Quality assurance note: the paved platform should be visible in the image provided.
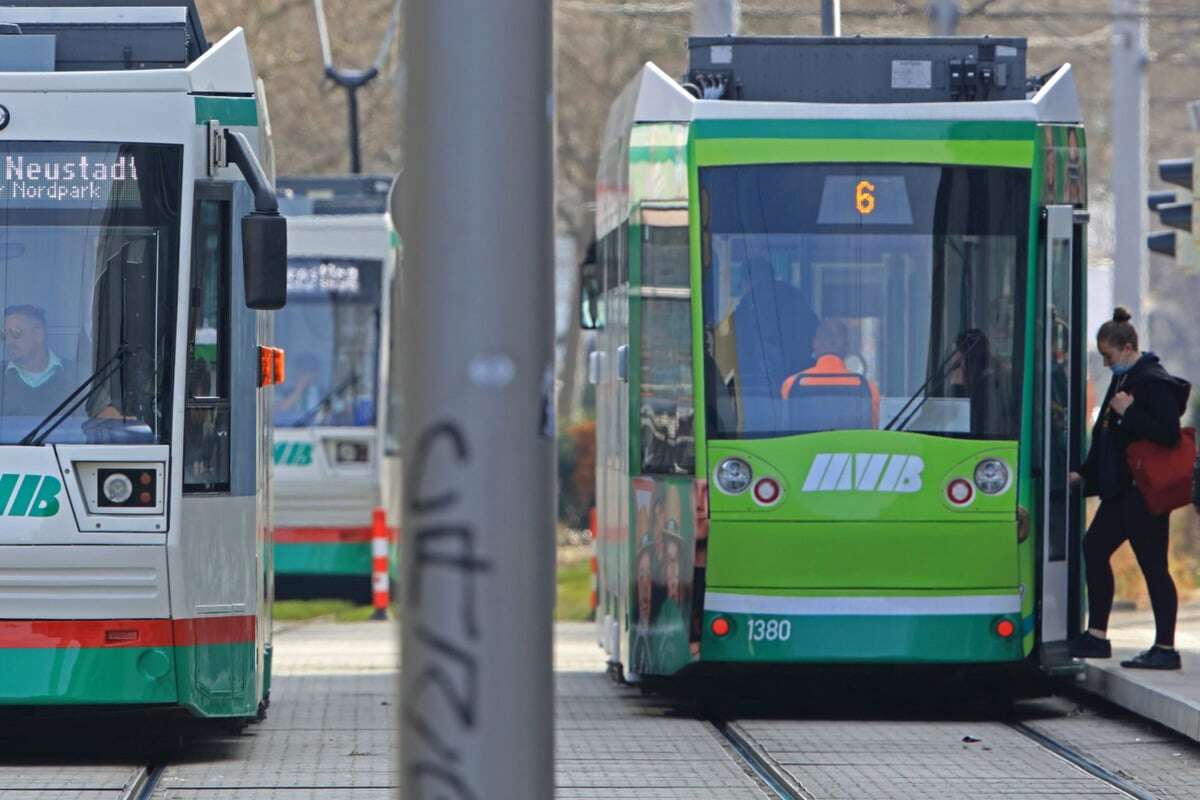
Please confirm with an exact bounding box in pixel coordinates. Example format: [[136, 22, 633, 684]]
[[158, 621, 766, 799], [1082, 603, 1200, 742], [151, 622, 399, 799]]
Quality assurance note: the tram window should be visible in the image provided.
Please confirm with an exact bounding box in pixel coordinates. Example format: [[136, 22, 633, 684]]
[[639, 223, 694, 475], [700, 163, 1029, 440], [183, 196, 231, 492], [272, 257, 382, 428], [0, 142, 182, 445]]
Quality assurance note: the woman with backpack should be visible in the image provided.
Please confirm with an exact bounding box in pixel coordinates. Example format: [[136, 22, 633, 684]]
[[1069, 307, 1191, 670]]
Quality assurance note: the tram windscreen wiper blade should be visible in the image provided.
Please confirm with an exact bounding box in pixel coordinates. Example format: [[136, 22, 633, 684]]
[[882, 334, 984, 433], [295, 370, 359, 427], [19, 345, 133, 446]]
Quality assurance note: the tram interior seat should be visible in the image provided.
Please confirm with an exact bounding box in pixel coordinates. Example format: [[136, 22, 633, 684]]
[[784, 375, 873, 432]]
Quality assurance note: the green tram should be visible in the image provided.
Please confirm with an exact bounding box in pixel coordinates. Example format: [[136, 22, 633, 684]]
[[582, 37, 1089, 681]]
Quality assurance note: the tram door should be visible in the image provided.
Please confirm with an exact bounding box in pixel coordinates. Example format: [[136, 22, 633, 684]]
[[1039, 205, 1085, 659]]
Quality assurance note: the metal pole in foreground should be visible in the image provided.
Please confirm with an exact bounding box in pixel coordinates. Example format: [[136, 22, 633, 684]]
[[821, 0, 840, 36], [398, 0, 554, 798], [692, 0, 739, 36], [1110, 0, 1149, 332]]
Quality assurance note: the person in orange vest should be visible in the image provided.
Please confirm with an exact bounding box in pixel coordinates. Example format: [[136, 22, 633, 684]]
[[780, 318, 880, 426]]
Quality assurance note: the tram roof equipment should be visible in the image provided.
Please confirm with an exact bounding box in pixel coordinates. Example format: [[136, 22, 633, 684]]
[[277, 174, 394, 216], [0, 1, 208, 71], [603, 39, 1082, 150], [686, 36, 1028, 104]]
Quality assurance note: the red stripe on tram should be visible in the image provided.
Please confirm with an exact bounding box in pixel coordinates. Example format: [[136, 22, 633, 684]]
[[0, 616, 257, 649], [0, 619, 174, 648], [172, 615, 257, 647], [273, 526, 374, 544]]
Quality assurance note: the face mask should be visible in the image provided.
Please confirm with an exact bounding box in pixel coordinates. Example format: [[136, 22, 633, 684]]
[[1111, 361, 1134, 377]]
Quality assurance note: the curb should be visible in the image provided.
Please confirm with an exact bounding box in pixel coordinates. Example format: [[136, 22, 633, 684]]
[[1082, 663, 1200, 741]]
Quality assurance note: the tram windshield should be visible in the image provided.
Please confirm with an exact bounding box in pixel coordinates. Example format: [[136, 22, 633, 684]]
[[701, 163, 1029, 440], [272, 257, 381, 427], [0, 142, 182, 445]]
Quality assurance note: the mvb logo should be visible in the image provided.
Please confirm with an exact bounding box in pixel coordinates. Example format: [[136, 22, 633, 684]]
[[273, 442, 313, 466], [801, 453, 924, 494], [0, 473, 62, 517]]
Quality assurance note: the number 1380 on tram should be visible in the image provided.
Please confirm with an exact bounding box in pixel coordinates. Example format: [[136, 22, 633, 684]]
[[0, 3, 287, 720]]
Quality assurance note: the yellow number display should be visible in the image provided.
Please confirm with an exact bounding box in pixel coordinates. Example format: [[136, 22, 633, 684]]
[[855, 179, 876, 216]]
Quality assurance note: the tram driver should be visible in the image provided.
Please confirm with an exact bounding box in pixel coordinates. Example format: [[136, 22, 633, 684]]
[[781, 318, 881, 428], [1, 304, 122, 420]]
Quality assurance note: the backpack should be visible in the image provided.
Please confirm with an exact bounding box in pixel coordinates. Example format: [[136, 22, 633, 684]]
[[1126, 427, 1197, 515]]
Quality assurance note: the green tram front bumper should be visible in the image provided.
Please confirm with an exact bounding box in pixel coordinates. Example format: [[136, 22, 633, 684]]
[[701, 519, 1028, 663], [701, 592, 1028, 663]]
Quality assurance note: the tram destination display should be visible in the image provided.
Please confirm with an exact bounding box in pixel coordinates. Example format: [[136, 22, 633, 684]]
[[0, 148, 145, 209]]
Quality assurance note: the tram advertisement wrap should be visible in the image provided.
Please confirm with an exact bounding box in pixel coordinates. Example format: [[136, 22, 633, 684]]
[[630, 476, 697, 676]]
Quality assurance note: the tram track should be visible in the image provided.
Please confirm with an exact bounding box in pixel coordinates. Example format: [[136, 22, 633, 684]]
[[714, 720, 810, 800], [119, 763, 165, 800], [713, 714, 1164, 800], [1007, 720, 1159, 800]]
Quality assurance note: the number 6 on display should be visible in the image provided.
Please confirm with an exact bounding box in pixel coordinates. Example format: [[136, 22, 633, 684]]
[[855, 179, 876, 216]]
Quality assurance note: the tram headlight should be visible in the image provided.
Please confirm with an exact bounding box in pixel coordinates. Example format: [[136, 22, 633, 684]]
[[715, 458, 752, 495], [95, 467, 159, 509], [101, 473, 134, 505], [330, 440, 370, 465], [974, 459, 1010, 495]]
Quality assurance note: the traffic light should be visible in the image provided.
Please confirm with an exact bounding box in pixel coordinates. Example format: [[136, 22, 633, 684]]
[[1148, 158, 1195, 268]]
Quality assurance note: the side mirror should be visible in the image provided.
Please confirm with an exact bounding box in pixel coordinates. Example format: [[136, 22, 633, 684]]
[[243, 212, 287, 310]]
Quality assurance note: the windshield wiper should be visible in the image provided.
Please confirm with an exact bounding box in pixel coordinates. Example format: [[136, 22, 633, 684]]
[[20, 345, 133, 446], [295, 370, 359, 427], [882, 334, 983, 433]]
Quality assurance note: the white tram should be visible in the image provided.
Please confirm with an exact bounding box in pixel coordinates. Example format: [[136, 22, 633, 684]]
[[272, 176, 397, 600], [0, 1, 286, 719]]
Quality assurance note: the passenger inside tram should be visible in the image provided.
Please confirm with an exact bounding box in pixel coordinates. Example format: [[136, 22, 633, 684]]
[[945, 328, 1011, 434]]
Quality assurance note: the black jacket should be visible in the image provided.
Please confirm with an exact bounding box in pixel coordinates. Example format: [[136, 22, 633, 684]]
[[1, 357, 81, 418], [1082, 352, 1190, 501]]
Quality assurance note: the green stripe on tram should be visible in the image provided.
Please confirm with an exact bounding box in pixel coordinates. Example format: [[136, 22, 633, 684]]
[[694, 137, 1034, 168], [700, 611, 1026, 663], [0, 641, 259, 716], [174, 642, 260, 718], [194, 96, 259, 126], [275, 541, 372, 576], [693, 118, 1037, 141], [0, 647, 179, 705]]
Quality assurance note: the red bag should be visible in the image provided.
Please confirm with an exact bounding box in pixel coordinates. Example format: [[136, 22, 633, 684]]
[[1126, 427, 1197, 515]]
